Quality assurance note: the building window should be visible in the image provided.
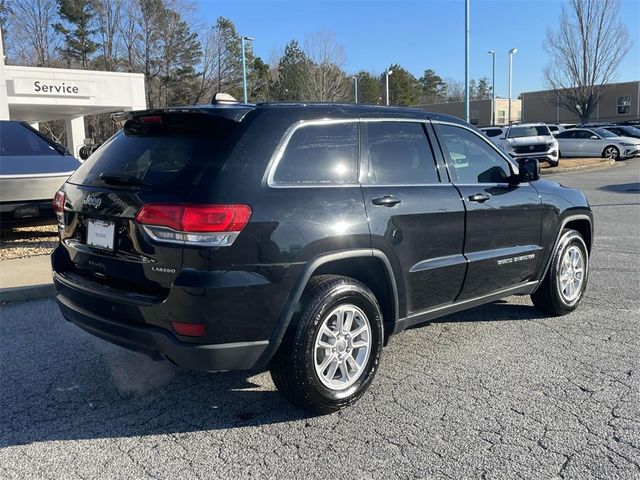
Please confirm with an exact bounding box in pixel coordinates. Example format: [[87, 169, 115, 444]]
[[617, 96, 631, 115], [497, 109, 506, 124]]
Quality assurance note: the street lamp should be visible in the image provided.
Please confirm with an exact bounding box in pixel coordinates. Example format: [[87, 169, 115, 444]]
[[241, 36, 254, 103], [464, 0, 470, 123], [508, 47, 517, 125], [352, 76, 358, 103], [488, 50, 496, 125], [385, 70, 393, 106]]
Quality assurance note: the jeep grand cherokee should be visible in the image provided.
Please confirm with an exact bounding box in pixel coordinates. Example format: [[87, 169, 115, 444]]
[[52, 101, 593, 413]]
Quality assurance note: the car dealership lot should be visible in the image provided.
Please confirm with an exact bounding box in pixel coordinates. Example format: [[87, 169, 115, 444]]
[[1, 164, 638, 479]]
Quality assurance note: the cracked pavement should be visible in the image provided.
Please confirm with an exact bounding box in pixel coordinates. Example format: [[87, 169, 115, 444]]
[[1, 163, 639, 479]]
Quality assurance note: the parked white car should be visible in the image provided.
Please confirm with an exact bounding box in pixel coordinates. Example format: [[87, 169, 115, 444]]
[[499, 123, 559, 167], [555, 127, 640, 160], [547, 123, 577, 136]]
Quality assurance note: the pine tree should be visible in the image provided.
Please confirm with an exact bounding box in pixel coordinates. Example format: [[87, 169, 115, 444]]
[[54, 0, 99, 68], [355, 71, 381, 104], [419, 69, 446, 103], [382, 64, 421, 106], [272, 40, 308, 101]]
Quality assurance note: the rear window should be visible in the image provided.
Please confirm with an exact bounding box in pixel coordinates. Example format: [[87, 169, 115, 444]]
[[68, 113, 239, 191], [507, 125, 551, 138], [0, 122, 62, 156], [272, 122, 359, 185]]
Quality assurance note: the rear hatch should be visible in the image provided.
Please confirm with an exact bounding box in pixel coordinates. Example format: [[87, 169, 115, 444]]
[[54, 109, 248, 303]]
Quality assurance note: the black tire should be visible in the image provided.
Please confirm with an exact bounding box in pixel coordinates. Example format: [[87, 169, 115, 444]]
[[531, 229, 589, 316], [269, 275, 384, 414], [602, 145, 620, 160], [548, 159, 559, 167]]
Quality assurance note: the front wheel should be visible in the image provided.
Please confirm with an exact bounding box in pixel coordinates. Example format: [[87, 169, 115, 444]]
[[603, 146, 620, 160], [269, 275, 384, 413], [531, 229, 589, 316]]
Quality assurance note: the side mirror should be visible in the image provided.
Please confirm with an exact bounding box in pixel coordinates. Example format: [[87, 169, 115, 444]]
[[590, 135, 598, 139], [517, 158, 540, 182]]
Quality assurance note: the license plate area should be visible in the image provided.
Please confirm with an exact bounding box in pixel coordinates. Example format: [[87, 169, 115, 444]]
[[86, 219, 116, 251], [14, 205, 39, 218]]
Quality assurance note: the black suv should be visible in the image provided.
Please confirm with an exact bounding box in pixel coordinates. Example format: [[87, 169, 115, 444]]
[[52, 102, 593, 412]]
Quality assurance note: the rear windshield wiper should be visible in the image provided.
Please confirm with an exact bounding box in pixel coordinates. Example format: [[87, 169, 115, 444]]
[[99, 173, 149, 187]]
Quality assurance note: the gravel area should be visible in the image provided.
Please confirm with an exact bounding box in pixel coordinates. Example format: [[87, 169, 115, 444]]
[[0, 225, 58, 261]]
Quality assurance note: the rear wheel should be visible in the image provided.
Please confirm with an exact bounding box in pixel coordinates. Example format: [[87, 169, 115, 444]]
[[603, 145, 620, 160], [531, 229, 589, 315], [269, 275, 384, 413]]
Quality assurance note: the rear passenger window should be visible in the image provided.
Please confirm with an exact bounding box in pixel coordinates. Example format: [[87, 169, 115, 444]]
[[272, 122, 358, 185], [364, 122, 439, 185]]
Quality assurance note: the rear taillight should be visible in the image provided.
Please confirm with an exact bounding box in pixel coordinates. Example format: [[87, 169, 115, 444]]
[[135, 204, 252, 247], [52, 191, 65, 217]]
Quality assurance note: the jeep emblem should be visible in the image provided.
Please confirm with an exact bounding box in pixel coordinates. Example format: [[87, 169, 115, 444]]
[[83, 195, 102, 208]]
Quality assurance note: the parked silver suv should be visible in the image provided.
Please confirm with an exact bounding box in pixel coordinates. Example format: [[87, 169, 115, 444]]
[[500, 123, 559, 167]]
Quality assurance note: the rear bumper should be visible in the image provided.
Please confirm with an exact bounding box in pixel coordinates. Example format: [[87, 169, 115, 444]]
[[0, 200, 56, 226], [56, 293, 270, 371]]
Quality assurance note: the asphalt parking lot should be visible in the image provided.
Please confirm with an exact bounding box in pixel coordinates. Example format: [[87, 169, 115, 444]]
[[1, 163, 638, 479]]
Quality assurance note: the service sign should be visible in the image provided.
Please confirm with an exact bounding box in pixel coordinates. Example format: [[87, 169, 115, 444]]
[[13, 77, 95, 97]]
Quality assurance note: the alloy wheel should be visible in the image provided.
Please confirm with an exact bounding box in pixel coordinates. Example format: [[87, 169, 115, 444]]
[[313, 304, 371, 390]]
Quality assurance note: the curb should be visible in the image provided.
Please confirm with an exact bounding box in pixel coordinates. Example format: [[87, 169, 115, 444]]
[[541, 158, 617, 175], [0, 284, 55, 304]]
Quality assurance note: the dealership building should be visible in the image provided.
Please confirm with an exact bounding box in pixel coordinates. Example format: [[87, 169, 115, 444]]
[[419, 81, 639, 128], [521, 81, 640, 125], [0, 32, 146, 156]]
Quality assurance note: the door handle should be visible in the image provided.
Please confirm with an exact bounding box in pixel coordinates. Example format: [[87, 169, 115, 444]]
[[372, 196, 401, 207], [468, 193, 491, 203]]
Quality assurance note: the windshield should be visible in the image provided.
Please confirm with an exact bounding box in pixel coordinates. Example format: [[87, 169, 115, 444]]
[[594, 128, 616, 138], [0, 122, 63, 156], [507, 125, 551, 138], [621, 126, 640, 136]]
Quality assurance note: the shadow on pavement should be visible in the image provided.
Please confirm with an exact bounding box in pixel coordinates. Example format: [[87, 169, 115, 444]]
[[0, 299, 544, 448], [597, 182, 640, 194]]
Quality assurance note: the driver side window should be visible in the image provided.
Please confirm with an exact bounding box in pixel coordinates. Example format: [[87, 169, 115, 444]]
[[438, 124, 512, 184]]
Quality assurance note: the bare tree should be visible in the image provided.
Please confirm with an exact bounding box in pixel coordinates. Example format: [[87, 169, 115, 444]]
[[544, 0, 631, 123], [301, 31, 348, 102], [91, 0, 122, 70], [444, 78, 465, 102], [5, 0, 59, 66]]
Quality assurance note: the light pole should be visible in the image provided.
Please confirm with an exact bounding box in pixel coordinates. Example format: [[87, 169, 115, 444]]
[[488, 50, 496, 125], [508, 47, 517, 125], [241, 36, 254, 103], [385, 69, 393, 106], [352, 76, 358, 103], [464, 0, 470, 123]]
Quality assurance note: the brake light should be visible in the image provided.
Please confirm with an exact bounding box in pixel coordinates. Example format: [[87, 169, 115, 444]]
[[135, 204, 252, 246], [52, 191, 65, 216], [138, 115, 163, 124]]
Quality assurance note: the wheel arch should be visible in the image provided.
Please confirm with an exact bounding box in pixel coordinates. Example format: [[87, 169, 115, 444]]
[[259, 249, 400, 366], [537, 213, 593, 283]]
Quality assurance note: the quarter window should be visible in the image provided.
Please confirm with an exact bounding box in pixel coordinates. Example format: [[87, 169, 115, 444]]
[[617, 96, 631, 115], [364, 122, 439, 185], [272, 122, 359, 185], [438, 124, 512, 184]]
